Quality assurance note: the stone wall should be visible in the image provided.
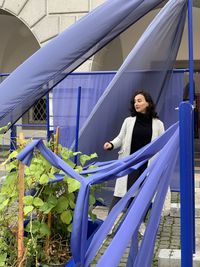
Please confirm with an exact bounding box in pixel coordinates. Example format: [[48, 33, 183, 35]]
[[0, 0, 105, 46]]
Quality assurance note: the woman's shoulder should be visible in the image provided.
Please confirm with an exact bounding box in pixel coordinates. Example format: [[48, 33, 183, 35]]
[[153, 117, 163, 122], [153, 118, 164, 127], [124, 116, 136, 123]]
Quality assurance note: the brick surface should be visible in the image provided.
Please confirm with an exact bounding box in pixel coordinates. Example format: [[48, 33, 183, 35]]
[[19, 0, 46, 27], [90, 0, 105, 10], [0, 0, 4, 7], [48, 0, 89, 13], [60, 15, 76, 33], [4, 0, 27, 15], [32, 16, 59, 43]]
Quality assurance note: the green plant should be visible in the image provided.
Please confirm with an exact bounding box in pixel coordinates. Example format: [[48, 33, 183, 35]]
[[0, 138, 99, 266]]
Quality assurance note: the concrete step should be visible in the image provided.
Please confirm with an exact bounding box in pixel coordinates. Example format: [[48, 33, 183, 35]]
[[170, 187, 200, 217], [170, 203, 200, 217], [158, 249, 200, 267]]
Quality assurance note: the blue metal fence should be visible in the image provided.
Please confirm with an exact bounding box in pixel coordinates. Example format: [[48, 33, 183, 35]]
[[179, 102, 194, 267]]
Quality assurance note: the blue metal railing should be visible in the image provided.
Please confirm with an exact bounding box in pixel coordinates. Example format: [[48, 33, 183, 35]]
[[74, 86, 82, 164], [179, 101, 194, 267]]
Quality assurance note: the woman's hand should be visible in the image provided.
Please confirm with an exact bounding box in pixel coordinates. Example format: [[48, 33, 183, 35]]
[[103, 142, 112, 150]]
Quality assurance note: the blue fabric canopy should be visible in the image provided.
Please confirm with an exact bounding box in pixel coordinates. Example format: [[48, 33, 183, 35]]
[[17, 122, 178, 267], [77, 0, 187, 162], [53, 72, 115, 148], [0, 0, 164, 127], [52, 71, 183, 148]]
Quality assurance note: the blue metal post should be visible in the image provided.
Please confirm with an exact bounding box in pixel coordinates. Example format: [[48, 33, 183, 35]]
[[179, 102, 193, 267], [10, 125, 17, 152], [188, 0, 194, 104], [74, 86, 82, 164], [46, 92, 51, 141], [187, 0, 195, 254]]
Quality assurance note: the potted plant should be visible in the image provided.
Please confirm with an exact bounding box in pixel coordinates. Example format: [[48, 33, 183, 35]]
[[0, 134, 99, 267]]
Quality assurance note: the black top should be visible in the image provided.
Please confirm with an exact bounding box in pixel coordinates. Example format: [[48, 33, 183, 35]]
[[130, 113, 152, 154]]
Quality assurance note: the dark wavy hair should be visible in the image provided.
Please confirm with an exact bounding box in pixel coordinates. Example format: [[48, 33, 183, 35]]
[[130, 90, 158, 118]]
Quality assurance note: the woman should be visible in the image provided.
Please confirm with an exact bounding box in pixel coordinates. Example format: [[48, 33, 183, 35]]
[[104, 90, 165, 211]]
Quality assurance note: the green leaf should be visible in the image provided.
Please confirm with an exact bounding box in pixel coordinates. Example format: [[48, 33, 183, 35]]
[[0, 253, 7, 264], [69, 199, 75, 209], [0, 122, 11, 134], [33, 197, 44, 207], [23, 196, 34, 205], [24, 205, 34, 215], [30, 164, 37, 172], [39, 197, 57, 214], [79, 153, 97, 166], [1, 150, 18, 166], [63, 159, 76, 168], [89, 212, 97, 222], [67, 224, 72, 233], [35, 170, 43, 181], [2, 198, 9, 207], [26, 220, 41, 234], [48, 195, 57, 207], [55, 196, 69, 214], [90, 152, 98, 159], [89, 195, 96, 206], [39, 203, 53, 214], [39, 174, 49, 184], [40, 222, 50, 237], [60, 210, 72, 224], [66, 177, 80, 193], [74, 165, 82, 172], [5, 162, 17, 171]]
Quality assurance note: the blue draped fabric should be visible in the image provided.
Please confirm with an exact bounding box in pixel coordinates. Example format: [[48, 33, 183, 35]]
[[17, 122, 178, 267], [160, 72, 184, 129], [78, 0, 187, 163], [53, 71, 184, 154], [0, 0, 164, 127], [53, 73, 115, 147]]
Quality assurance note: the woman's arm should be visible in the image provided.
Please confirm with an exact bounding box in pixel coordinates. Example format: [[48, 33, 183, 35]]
[[158, 120, 165, 136], [109, 118, 128, 149]]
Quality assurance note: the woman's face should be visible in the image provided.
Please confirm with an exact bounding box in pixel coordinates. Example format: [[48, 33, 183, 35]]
[[134, 94, 149, 114]]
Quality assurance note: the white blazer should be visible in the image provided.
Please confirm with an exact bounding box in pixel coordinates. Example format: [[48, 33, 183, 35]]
[[111, 116, 165, 197]]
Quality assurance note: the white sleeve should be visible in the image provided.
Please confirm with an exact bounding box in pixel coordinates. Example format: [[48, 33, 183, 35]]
[[110, 118, 128, 149], [158, 120, 165, 136]]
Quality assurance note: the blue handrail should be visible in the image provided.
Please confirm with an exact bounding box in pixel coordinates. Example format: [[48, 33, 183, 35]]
[[179, 101, 194, 267], [74, 86, 82, 164], [187, 0, 195, 257]]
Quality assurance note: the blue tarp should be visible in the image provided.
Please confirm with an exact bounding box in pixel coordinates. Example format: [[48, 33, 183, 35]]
[[17, 122, 179, 267], [78, 0, 187, 162], [0, 0, 164, 127]]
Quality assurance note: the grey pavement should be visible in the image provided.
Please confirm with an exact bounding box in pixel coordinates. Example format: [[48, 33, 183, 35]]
[[91, 170, 200, 267]]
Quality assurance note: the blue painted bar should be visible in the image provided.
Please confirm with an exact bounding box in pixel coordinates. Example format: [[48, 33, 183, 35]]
[[188, 0, 194, 104], [14, 124, 47, 127], [179, 101, 193, 267], [74, 86, 82, 164], [10, 125, 17, 152], [0, 73, 9, 77], [187, 0, 195, 254], [46, 92, 51, 141]]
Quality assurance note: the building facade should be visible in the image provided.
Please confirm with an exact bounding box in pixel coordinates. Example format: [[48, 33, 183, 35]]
[[0, 0, 200, 140]]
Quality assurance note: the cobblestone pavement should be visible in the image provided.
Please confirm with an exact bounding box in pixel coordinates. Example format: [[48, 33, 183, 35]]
[[92, 184, 199, 267], [91, 192, 180, 267]]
